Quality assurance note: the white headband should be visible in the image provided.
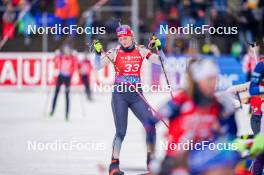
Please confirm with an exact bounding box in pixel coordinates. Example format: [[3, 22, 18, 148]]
[[191, 59, 219, 81]]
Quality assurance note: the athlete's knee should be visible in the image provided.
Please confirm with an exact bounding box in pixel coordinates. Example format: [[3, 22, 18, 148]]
[[144, 119, 156, 133], [146, 124, 156, 133]]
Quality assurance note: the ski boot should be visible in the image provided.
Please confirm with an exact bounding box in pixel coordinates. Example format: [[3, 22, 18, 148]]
[[49, 111, 54, 117], [147, 152, 155, 171], [109, 159, 124, 175]]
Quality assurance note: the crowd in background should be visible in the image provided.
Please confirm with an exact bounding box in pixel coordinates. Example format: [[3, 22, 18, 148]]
[[0, 0, 264, 59], [0, 0, 79, 43], [149, 0, 264, 57]]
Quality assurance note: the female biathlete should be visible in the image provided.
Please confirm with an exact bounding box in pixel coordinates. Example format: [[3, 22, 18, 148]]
[[93, 25, 163, 175], [50, 45, 78, 121], [150, 59, 241, 175]]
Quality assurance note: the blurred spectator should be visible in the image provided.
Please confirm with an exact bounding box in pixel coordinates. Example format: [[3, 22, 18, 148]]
[[17, 0, 35, 45], [209, 8, 224, 28], [54, 0, 79, 40], [138, 19, 148, 44], [151, 10, 167, 50], [105, 15, 119, 36], [209, 8, 238, 53], [213, 0, 227, 13], [259, 0, 264, 37], [0, 1, 3, 32], [2, 3, 16, 39], [228, 0, 241, 19], [1, 0, 264, 54], [158, 0, 179, 13], [166, 7, 180, 53], [2, 0, 20, 6], [109, 0, 124, 7], [239, 2, 260, 54], [55, 0, 79, 20], [190, 0, 208, 27], [109, 0, 124, 18], [83, 10, 94, 45], [138, 19, 148, 33], [231, 42, 242, 59], [247, 0, 259, 9], [167, 7, 180, 28], [242, 45, 259, 81], [201, 43, 220, 56], [83, 11, 104, 47], [78, 51, 93, 101], [31, 0, 54, 14], [90, 14, 104, 40], [50, 45, 78, 121], [194, 9, 205, 27], [177, 0, 192, 27]]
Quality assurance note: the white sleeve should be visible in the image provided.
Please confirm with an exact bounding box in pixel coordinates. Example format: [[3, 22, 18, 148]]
[[242, 55, 249, 73], [138, 46, 160, 65], [215, 92, 236, 118], [148, 53, 161, 65], [94, 49, 116, 70], [215, 91, 241, 109]]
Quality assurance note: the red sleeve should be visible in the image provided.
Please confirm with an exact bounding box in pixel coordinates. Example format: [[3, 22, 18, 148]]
[[159, 90, 188, 120], [172, 90, 189, 105], [54, 56, 61, 70], [71, 56, 78, 75], [145, 51, 153, 59], [88, 60, 92, 74]]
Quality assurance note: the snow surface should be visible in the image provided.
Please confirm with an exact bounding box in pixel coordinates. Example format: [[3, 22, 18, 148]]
[[0, 91, 252, 175]]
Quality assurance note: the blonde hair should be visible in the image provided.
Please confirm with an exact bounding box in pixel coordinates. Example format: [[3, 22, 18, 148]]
[[186, 58, 199, 98]]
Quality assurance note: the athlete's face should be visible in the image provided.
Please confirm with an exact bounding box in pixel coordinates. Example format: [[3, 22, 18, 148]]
[[197, 76, 217, 97], [118, 36, 133, 48]]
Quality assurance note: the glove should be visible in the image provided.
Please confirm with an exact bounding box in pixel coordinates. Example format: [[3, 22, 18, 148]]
[[250, 134, 264, 156], [93, 40, 103, 54], [233, 138, 247, 153], [149, 35, 161, 50]]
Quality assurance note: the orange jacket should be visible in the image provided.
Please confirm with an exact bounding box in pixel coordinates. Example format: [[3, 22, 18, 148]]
[[55, 0, 79, 19]]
